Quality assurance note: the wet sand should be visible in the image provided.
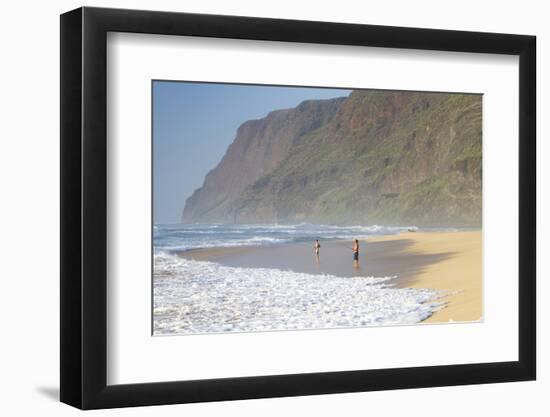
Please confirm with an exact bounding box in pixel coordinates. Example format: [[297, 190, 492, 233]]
[[180, 231, 482, 324]]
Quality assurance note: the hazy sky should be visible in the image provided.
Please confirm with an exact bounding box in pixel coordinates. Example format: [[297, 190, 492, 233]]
[[153, 81, 351, 224]]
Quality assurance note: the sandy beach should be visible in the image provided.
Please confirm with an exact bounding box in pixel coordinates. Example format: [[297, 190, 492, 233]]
[[180, 230, 482, 324], [371, 231, 482, 323]]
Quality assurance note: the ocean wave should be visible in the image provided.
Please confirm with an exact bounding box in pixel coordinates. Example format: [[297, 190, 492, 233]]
[[153, 254, 444, 335], [154, 223, 420, 253], [154, 236, 292, 253]]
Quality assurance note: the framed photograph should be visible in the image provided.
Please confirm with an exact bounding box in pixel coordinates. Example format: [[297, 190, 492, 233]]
[[60, 6, 536, 409]]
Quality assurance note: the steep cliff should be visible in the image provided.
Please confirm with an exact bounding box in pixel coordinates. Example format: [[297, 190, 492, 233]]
[[182, 97, 345, 223], [182, 90, 482, 226]]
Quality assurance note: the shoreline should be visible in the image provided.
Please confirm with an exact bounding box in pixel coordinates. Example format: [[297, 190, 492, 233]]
[[179, 230, 482, 324], [369, 231, 482, 323]]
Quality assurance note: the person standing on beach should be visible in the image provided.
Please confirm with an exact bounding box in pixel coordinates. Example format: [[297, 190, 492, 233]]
[[352, 239, 360, 267], [314, 239, 321, 261]]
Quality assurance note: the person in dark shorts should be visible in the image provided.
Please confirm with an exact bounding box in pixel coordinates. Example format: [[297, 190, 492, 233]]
[[352, 239, 359, 267]]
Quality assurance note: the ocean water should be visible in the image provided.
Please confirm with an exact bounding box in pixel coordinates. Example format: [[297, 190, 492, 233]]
[[153, 223, 419, 253], [153, 223, 444, 335]]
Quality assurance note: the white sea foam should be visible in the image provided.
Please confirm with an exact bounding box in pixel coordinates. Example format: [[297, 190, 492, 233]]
[[153, 252, 444, 335]]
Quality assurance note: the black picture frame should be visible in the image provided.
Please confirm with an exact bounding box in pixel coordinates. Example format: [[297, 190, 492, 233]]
[[60, 6, 536, 410]]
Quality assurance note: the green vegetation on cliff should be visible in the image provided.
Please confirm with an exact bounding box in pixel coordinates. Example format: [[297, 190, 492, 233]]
[[182, 90, 482, 226]]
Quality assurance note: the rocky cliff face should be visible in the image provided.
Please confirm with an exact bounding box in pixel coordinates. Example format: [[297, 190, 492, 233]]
[[182, 90, 482, 226], [182, 98, 345, 223]]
